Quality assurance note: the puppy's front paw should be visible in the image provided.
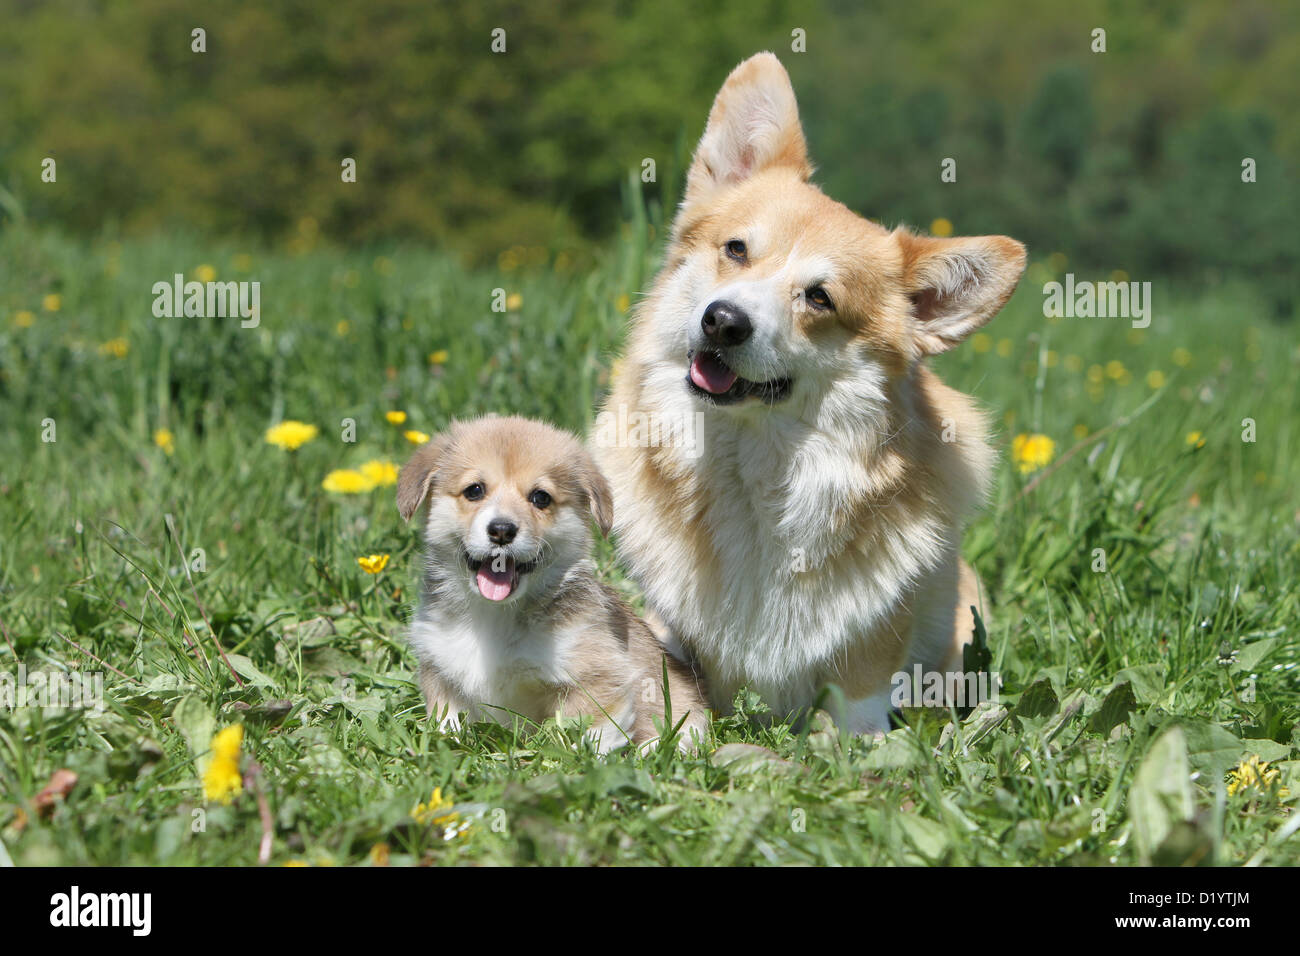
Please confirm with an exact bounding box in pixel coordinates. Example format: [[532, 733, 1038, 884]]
[[838, 691, 893, 739]]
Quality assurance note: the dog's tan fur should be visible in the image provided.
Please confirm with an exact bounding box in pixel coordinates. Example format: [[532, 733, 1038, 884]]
[[399, 417, 709, 750], [596, 53, 1022, 733]]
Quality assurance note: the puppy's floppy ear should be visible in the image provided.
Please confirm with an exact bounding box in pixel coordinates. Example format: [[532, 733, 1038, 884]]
[[682, 52, 811, 218], [574, 446, 614, 537], [896, 231, 1027, 356], [397, 433, 450, 521]]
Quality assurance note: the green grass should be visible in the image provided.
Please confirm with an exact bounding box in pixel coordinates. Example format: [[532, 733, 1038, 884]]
[[0, 216, 1296, 866]]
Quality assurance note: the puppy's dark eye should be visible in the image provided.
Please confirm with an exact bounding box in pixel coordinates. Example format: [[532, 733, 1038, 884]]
[[462, 483, 485, 501], [724, 239, 748, 262], [804, 286, 833, 310], [528, 489, 552, 510]]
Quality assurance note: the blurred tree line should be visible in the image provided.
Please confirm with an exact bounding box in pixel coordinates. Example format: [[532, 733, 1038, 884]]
[[0, 0, 1295, 309]]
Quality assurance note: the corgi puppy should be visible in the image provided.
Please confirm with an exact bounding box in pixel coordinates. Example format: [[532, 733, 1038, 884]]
[[596, 53, 1025, 735], [397, 416, 709, 751]]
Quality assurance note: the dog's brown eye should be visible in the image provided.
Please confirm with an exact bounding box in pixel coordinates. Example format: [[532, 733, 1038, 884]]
[[528, 489, 552, 510], [805, 286, 833, 310], [725, 239, 748, 262], [462, 483, 485, 501]]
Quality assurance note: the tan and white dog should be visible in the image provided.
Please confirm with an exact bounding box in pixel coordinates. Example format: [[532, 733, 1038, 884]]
[[596, 53, 1025, 735], [398, 416, 709, 751]]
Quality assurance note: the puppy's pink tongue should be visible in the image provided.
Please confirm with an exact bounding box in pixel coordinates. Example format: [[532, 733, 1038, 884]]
[[476, 558, 516, 601], [690, 352, 738, 394]]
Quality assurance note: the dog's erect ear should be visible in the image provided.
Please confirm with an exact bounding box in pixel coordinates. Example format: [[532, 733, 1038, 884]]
[[397, 433, 450, 521], [682, 52, 811, 216], [896, 231, 1027, 356]]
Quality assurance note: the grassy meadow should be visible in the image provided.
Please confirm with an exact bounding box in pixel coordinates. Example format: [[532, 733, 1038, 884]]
[[0, 214, 1297, 866]]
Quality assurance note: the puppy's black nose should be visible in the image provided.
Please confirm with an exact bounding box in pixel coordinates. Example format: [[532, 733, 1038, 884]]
[[487, 517, 517, 544], [701, 300, 752, 346]]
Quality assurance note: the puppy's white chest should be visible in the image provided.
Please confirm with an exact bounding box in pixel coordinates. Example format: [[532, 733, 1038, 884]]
[[410, 611, 566, 718]]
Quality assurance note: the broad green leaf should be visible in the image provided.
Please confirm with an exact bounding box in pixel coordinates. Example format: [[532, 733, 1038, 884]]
[[1130, 726, 1193, 864], [225, 653, 276, 689], [1088, 681, 1137, 736], [171, 694, 216, 775], [1014, 678, 1059, 719]]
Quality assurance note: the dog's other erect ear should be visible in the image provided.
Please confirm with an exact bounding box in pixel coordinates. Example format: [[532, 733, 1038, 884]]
[[682, 52, 811, 219], [397, 433, 450, 521], [896, 231, 1027, 356]]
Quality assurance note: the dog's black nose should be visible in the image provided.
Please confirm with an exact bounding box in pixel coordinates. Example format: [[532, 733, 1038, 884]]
[[701, 300, 752, 346], [487, 517, 517, 544]]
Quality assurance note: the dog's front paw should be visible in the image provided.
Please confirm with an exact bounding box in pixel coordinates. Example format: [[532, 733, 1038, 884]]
[[838, 691, 893, 739]]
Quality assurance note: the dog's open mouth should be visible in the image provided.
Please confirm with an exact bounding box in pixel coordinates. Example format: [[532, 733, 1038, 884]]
[[686, 350, 791, 405], [463, 551, 538, 602]]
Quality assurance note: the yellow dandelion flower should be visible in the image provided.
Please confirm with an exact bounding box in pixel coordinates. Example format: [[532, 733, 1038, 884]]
[[1087, 364, 1105, 384], [369, 843, 391, 866], [1011, 433, 1056, 474], [14, 310, 35, 328], [1146, 370, 1166, 389], [616, 293, 631, 313], [195, 264, 217, 283], [385, 410, 408, 425], [972, 333, 992, 354], [265, 420, 319, 451], [322, 469, 376, 494], [202, 725, 243, 804], [411, 787, 471, 839], [336, 319, 351, 337], [98, 337, 129, 358], [429, 349, 449, 365], [1185, 431, 1206, 449], [996, 339, 1012, 358], [930, 217, 953, 237], [1105, 360, 1126, 380], [1227, 755, 1289, 798], [43, 293, 61, 312], [412, 787, 458, 826], [1045, 350, 1059, 368], [404, 429, 431, 445], [1172, 347, 1192, 368], [357, 553, 390, 574], [154, 428, 175, 455], [359, 460, 399, 487], [505, 292, 523, 311]]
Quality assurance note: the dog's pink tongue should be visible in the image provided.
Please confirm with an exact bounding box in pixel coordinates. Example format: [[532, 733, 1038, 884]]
[[690, 352, 738, 394], [476, 558, 516, 601]]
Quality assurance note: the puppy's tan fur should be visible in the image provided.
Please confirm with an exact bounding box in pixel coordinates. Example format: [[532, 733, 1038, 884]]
[[596, 53, 1022, 733], [399, 416, 708, 751]]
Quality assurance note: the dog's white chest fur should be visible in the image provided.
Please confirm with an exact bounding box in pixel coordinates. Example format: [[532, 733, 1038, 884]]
[[614, 396, 954, 718], [409, 605, 571, 721]]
